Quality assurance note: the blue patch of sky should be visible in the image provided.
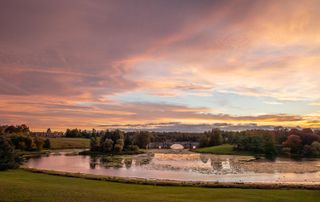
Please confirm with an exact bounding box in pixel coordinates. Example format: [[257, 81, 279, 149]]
[[112, 91, 317, 116]]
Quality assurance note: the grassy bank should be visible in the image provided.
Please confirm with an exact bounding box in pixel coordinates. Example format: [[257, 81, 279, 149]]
[[195, 144, 253, 156], [49, 138, 90, 149], [0, 170, 319, 202]]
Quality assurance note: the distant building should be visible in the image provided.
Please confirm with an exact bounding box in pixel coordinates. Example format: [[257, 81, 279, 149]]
[[148, 141, 199, 149]]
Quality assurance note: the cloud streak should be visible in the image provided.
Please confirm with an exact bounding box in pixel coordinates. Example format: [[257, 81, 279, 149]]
[[0, 0, 320, 130]]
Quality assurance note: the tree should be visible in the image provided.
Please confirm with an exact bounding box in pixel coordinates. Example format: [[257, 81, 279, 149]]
[[134, 131, 151, 149], [199, 135, 209, 147], [303, 141, 320, 157], [101, 139, 113, 153], [33, 137, 44, 151], [65, 128, 81, 138], [283, 135, 303, 155], [264, 135, 277, 160], [43, 139, 51, 149], [310, 141, 320, 156], [46, 128, 52, 134], [90, 136, 99, 151], [0, 136, 18, 170], [114, 138, 124, 153], [209, 129, 223, 146], [124, 133, 134, 149]]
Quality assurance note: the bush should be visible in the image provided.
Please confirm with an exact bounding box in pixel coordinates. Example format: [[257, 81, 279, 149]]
[[308, 141, 320, 156], [0, 136, 19, 170], [127, 145, 139, 152]]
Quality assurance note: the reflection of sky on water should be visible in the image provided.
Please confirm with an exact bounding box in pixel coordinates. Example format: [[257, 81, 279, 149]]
[[25, 152, 320, 184]]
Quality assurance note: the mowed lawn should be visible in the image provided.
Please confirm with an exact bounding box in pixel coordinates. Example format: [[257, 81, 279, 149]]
[[195, 144, 253, 156], [0, 170, 319, 202], [49, 138, 90, 149]]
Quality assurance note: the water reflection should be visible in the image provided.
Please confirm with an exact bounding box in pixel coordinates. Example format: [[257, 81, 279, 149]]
[[24, 151, 320, 184]]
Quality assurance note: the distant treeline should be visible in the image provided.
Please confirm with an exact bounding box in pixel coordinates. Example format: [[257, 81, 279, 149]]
[[62, 126, 320, 159]]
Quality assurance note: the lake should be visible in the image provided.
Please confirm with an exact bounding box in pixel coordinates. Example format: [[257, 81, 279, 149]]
[[24, 150, 320, 184]]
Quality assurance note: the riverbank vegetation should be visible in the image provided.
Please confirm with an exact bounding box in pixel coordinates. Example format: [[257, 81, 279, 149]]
[[86, 130, 150, 155], [0, 169, 319, 202], [196, 128, 320, 159], [0, 125, 52, 170]]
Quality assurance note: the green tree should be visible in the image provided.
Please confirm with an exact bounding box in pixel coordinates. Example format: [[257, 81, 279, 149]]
[[134, 131, 151, 149], [43, 139, 51, 149], [264, 135, 277, 160], [199, 135, 209, 147], [209, 129, 223, 146], [101, 139, 113, 153], [114, 138, 124, 152], [0, 136, 18, 170], [33, 137, 44, 151], [90, 136, 99, 151], [310, 141, 320, 156]]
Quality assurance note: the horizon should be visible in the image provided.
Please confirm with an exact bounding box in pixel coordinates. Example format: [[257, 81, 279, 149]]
[[1, 0, 320, 131]]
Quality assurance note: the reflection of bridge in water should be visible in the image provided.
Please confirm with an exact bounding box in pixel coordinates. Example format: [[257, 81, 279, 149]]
[[148, 141, 200, 149]]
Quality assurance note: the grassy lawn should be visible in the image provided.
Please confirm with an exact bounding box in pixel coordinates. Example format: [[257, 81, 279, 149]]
[[195, 144, 252, 156], [0, 170, 319, 202], [49, 138, 90, 149]]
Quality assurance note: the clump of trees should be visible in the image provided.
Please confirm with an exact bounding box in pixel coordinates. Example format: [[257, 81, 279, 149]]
[[89, 130, 152, 154], [229, 128, 320, 159], [0, 125, 51, 152], [281, 128, 320, 157], [233, 130, 277, 159], [194, 127, 320, 159], [199, 129, 223, 147]]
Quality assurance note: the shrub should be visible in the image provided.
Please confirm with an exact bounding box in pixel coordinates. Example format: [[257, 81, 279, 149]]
[[0, 136, 19, 170]]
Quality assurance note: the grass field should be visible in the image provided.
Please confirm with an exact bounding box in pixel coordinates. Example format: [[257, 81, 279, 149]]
[[195, 144, 252, 156], [49, 138, 90, 149], [0, 170, 319, 202]]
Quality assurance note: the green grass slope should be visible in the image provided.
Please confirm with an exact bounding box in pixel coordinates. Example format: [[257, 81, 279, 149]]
[[195, 144, 253, 156], [49, 138, 90, 149], [0, 170, 319, 202]]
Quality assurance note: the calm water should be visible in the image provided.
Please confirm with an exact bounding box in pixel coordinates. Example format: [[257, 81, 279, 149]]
[[24, 151, 320, 184]]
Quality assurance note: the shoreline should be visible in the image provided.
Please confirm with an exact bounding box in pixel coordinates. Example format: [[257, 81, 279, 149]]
[[21, 167, 320, 190]]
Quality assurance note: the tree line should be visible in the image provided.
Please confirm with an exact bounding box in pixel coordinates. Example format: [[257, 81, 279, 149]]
[[197, 128, 320, 159], [64, 126, 320, 158]]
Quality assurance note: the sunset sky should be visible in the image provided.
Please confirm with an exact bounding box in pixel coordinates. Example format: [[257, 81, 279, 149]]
[[0, 0, 320, 131]]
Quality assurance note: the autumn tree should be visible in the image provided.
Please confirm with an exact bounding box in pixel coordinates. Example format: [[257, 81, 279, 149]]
[[283, 135, 303, 155]]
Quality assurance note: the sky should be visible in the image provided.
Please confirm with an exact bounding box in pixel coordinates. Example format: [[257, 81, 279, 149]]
[[0, 0, 320, 132]]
